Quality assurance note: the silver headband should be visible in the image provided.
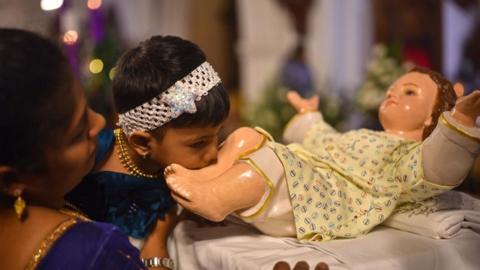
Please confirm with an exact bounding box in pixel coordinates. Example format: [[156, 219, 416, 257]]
[[117, 61, 221, 136]]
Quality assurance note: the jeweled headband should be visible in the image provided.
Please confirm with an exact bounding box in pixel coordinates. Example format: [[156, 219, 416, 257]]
[[117, 61, 221, 136]]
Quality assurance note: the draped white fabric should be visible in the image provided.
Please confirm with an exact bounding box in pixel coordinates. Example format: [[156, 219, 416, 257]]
[[442, 0, 477, 81], [307, 0, 372, 97], [236, 0, 297, 103], [112, 0, 191, 46], [237, 0, 372, 104]]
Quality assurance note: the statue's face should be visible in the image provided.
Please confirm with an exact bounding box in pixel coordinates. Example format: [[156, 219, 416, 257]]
[[379, 72, 438, 135]]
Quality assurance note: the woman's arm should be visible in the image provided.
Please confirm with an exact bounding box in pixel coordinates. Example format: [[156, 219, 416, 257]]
[[140, 208, 177, 270]]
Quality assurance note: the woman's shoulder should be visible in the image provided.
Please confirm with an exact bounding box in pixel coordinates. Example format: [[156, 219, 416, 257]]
[[37, 218, 145, 270]]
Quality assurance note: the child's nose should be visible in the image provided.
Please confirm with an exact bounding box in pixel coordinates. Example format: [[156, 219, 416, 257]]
[[203, 144, 218, 166], [386, 90, 398, 100]]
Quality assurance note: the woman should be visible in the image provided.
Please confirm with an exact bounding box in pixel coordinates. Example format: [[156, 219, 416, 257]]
[[0, 29, 147, 269]]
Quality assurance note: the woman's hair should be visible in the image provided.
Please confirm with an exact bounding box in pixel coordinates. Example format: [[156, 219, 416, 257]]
[[408, 67, 457, 140], [0, 29, 75, 173], [113, 35, 230, 133]]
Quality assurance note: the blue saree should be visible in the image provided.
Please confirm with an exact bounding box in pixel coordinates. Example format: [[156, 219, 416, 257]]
[[35, 219, 146, 270], [66, 129, 175, 238]]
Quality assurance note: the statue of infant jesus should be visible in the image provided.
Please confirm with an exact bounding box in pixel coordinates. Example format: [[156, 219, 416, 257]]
[[166, 67, 480, 241]]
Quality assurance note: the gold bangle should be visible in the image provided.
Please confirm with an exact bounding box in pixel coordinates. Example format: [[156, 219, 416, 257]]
[[298, 108, 317, 114], [141, 257, 175, 269]]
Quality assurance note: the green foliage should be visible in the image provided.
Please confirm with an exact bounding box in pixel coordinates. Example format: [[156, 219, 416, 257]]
[[243, 79, 296, 141], [244, 79, 349, 140], [355, 44, 412, 118]]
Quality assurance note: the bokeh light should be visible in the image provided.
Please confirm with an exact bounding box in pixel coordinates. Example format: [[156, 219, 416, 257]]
[[40, 0, 64, 11], [63, 30, 78, 45], [108, 67, 116, 80], [89, 59, 104, 74], [87, 0, 102, 10]]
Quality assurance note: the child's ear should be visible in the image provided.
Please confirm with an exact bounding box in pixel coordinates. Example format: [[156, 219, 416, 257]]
[[128, 131, 153, 157], [453, 82, 464, 98]]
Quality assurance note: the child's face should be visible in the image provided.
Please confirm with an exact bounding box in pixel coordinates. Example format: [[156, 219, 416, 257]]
[[379, 72, 438, 134], [150, 124, 224, 170]]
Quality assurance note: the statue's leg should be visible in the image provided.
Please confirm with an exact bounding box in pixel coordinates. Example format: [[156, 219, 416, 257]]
[[166, 161, 267, 221]]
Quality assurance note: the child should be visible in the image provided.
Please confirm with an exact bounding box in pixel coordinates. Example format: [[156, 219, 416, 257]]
[[165, 67, 480, 241], [67, 35, 230, 267]]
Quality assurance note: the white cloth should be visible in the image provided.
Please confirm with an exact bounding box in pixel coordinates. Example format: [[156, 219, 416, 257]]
[[169, 217, 480, 270], [383, 191, 480, 239]]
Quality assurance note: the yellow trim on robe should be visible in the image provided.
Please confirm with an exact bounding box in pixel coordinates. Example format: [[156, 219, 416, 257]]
[[238, 135, 267, 159], [439, 113, 480, 143], [237, 158, 275, 219], [238, 126, 274, 159]]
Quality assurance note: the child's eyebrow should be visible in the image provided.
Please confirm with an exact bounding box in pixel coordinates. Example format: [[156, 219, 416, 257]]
[[182, 134, 214, 143], [403, 82, 418, 88], [192, 134, 214, 141]]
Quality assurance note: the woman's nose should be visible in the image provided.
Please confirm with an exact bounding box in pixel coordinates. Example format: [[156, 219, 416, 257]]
[[88, 109, 106, 139]]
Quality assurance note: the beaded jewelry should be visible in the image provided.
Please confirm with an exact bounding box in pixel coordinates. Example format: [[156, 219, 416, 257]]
[[114, 128, 161, 179]]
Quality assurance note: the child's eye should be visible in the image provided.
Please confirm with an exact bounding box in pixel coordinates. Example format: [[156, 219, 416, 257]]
[[189, 141, 207, 149], [405, 89, 416, 96]]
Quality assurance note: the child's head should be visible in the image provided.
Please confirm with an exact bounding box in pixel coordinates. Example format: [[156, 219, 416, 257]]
[[379, 66, 456, 140], [411, 67, 457, 139], [113, 35, 230, 170]]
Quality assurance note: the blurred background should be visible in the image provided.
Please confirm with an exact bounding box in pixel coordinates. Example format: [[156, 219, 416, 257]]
[[1, 0, 479, 193]]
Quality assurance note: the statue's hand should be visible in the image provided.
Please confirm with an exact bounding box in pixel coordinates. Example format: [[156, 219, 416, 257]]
[[451, 89, 480, 127], [287, 91, 319, 113]]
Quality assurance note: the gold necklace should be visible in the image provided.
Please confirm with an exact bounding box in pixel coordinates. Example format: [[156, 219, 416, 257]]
[[113, 128, 161, 179]]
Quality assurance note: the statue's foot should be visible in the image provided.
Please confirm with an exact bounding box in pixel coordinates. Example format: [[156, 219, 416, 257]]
[[165, 162, 266, 222], [164, 163, 195, 178], [165, 174, 227, 222], [164, 163, 213, 182]]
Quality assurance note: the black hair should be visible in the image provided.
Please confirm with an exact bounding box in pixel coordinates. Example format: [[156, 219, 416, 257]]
[[0, 29, 75, 173], [112, 35, 230, 131]]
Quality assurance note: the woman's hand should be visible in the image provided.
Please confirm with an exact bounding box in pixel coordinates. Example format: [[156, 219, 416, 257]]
[[287, 91, 319, 113], [140, 208, 177, 269], [451, 89, 480, 127], [273, 261, 329, 270]]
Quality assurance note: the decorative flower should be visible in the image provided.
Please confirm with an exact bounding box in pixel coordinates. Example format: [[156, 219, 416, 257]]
[[163, 84, 198, 117]]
